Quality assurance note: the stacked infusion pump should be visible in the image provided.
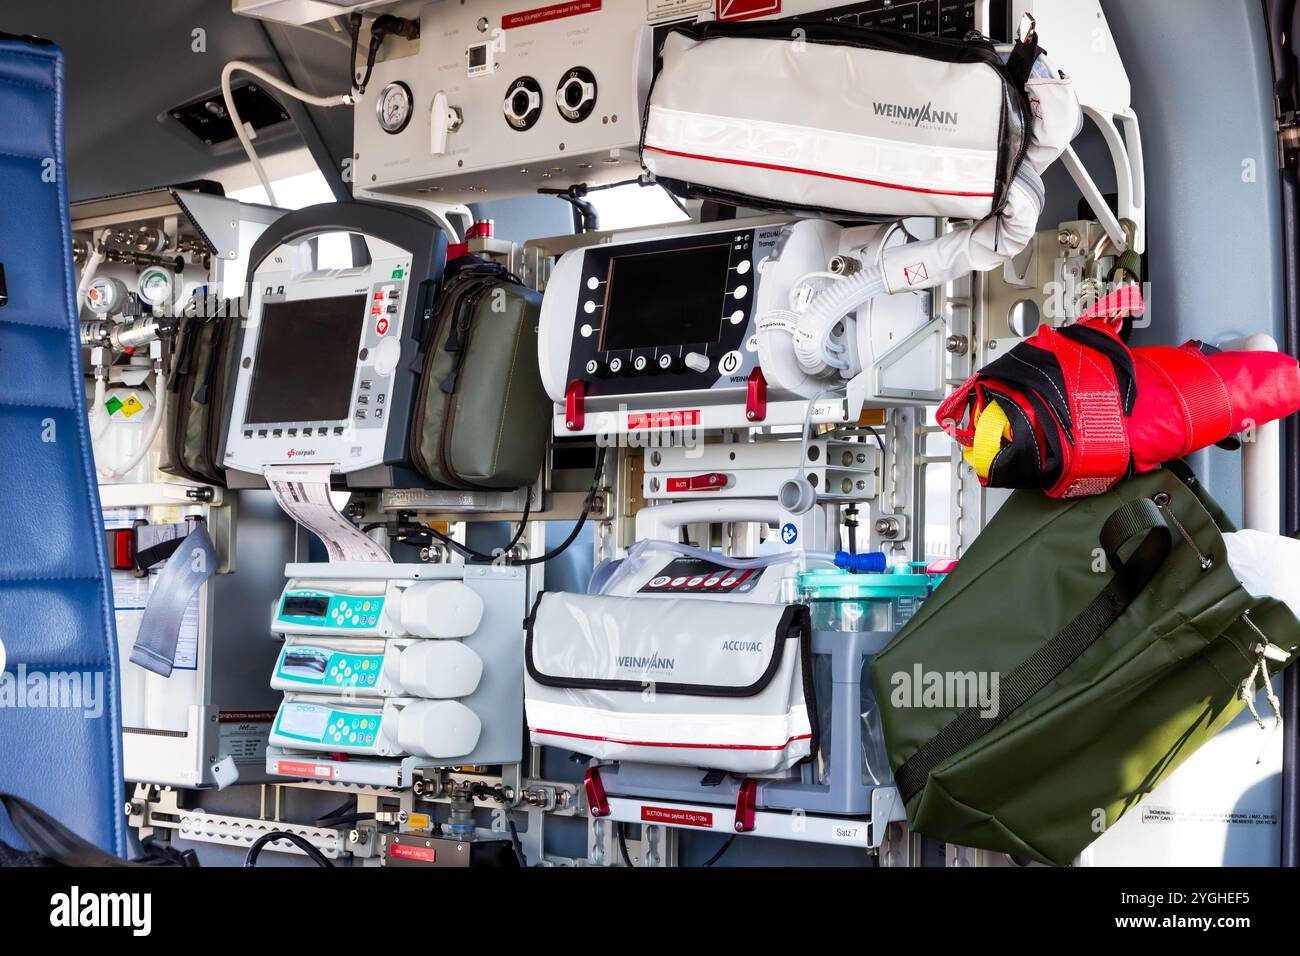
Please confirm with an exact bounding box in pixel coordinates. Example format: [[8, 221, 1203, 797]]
[[222, 202, 527, 788]]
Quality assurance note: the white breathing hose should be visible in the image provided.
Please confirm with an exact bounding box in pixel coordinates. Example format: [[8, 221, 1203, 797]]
[[221, 60, 355, 206], [96, 367, 165, 481], [89, 375, 110, 443], [794, 264, 887, 376]]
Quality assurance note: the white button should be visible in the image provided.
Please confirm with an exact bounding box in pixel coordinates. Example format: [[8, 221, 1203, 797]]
[[670, 577, 688, 587], [736, 260, 751, 275], [688, 576, 705, 587], [633, 356, 647, 371], [583, 300, 596, 314], [585, 359, 599, 374], [684, 352, 709, 373], [587, 276, 599, 290], [373, 337, 402, 376], [718, 350, 742, 375], [733, 285, 748, 299], [609, 357, 624, 374], [746, 335, 759, 352], [658, 354, 673, 370], [580, 323, 593, 337], [730, 310, 745, 325]]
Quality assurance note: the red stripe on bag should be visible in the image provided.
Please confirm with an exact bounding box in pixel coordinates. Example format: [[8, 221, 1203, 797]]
[[643, 144, 995, 198], [533, 727, 812, 750]]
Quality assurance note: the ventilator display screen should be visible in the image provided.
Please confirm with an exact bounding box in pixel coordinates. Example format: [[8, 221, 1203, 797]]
[[245, 295, 367, 424], [599, 244, 730, 352]]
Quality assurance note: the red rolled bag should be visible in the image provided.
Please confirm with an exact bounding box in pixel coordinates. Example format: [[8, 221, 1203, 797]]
[[939, 286, 1300, 498]]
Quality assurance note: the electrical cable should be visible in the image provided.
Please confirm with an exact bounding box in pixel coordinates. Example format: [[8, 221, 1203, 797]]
[[220, 60, 355, 206], [244, 831, 335, 868], [403, 448, 607, 567], [617, 821, 635, 868], [700, 834, 737, 867], [316, 812, 374, 829], [505, 815, 527, 867]]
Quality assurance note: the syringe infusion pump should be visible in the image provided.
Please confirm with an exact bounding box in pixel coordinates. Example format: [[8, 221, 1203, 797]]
[[538, 217, 945, 436], [223, 202, 448, 488]]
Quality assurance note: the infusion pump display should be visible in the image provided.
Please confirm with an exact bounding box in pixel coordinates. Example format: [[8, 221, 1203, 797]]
[[538, 224, 782, 405]]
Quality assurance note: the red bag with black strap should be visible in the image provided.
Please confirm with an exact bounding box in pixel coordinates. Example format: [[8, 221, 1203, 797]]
[[940, 287, 1300, 498]]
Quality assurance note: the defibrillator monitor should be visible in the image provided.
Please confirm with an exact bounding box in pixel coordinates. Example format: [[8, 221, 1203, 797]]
[[223, 202, 447, 488]]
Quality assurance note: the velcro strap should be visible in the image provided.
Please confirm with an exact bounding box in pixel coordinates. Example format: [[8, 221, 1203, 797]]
[[1044, 327, 1130, 499], [1139, 345, 1235, 457]]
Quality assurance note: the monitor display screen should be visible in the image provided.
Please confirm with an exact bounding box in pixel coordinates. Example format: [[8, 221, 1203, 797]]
[[598, 244, 731, 352], [244, 294, 367, 425]]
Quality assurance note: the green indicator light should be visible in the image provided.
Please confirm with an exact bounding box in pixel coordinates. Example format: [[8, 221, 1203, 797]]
[[391, 268, 404, 279]]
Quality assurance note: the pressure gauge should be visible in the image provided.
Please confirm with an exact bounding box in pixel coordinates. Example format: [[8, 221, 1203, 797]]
[[85, 276, 129, 315], [376, 81, 413, 134], [137, 267, 175, 310]]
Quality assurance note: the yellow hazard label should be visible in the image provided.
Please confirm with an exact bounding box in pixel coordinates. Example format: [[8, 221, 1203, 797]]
[[404, 813, 431, 832], [118, 394, 146, 418]]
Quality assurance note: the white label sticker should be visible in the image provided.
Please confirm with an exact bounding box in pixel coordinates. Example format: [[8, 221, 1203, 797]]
[[647, 0, 711, 21]]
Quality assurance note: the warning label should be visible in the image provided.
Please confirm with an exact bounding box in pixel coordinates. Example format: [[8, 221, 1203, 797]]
[[276, 759, 335, 780], [1141, 805, 1279, 827], [717, 0, 780, 21], [641, 805, 714, 828], [503, 0, 601, 29], [626, 409, 700, 430]]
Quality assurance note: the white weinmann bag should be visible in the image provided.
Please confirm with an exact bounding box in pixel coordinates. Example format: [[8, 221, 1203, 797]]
[[641, 17, 1041, 220], [525, 593, 816, 774]]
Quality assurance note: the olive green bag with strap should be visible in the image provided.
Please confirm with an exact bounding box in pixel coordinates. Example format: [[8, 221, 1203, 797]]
[[410, 259, 548, 490], [873, 461, 1300, 866], [158, 295, 240, 486]]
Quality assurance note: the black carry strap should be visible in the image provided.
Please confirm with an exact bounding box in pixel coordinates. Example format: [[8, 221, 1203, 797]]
[[893, 497, 1172, 804], [0, 793, 199, 867], [0, 793, 131, 867]]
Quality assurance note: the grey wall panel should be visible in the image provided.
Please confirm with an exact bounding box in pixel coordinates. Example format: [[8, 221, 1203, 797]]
[[1102, 0, 1284, 521]]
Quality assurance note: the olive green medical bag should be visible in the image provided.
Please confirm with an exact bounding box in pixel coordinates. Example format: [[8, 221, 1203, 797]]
[[874, 462, 1300, 866], [410, 259, 549, 490], [158, 296, 240, 486]]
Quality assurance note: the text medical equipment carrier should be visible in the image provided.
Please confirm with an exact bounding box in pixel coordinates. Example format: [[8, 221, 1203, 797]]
[[641, 17, 1042, 220], [873, 463, 1300, 866]]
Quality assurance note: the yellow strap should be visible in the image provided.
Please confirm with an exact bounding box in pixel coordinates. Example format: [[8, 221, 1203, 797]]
[[962, 399, 1013, 479]]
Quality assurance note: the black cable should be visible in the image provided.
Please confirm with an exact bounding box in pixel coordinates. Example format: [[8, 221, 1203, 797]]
[[244, 831, 335, 868], [617, 822, 635, 868], [505, 816, 527, 868], [316, 812, 374, 829], [411, 448, 607, 567], [315, 797, 356, 825], [503, 487, 533, 553], [864, 425, 886, 454], [700, 834, 736, 867]]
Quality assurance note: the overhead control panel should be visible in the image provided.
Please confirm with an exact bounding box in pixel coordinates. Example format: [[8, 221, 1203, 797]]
[[223, 202, 446, 489], [346, 0, 991, 203], [353, 1, 654, 202]]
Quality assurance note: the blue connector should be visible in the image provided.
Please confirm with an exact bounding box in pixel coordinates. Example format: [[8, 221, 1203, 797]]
[[834, 551, 887, 573]]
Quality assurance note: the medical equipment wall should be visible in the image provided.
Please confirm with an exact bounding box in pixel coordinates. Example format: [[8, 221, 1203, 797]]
[[91, 0, 1292, 869], [74, 190, 299, 791]]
